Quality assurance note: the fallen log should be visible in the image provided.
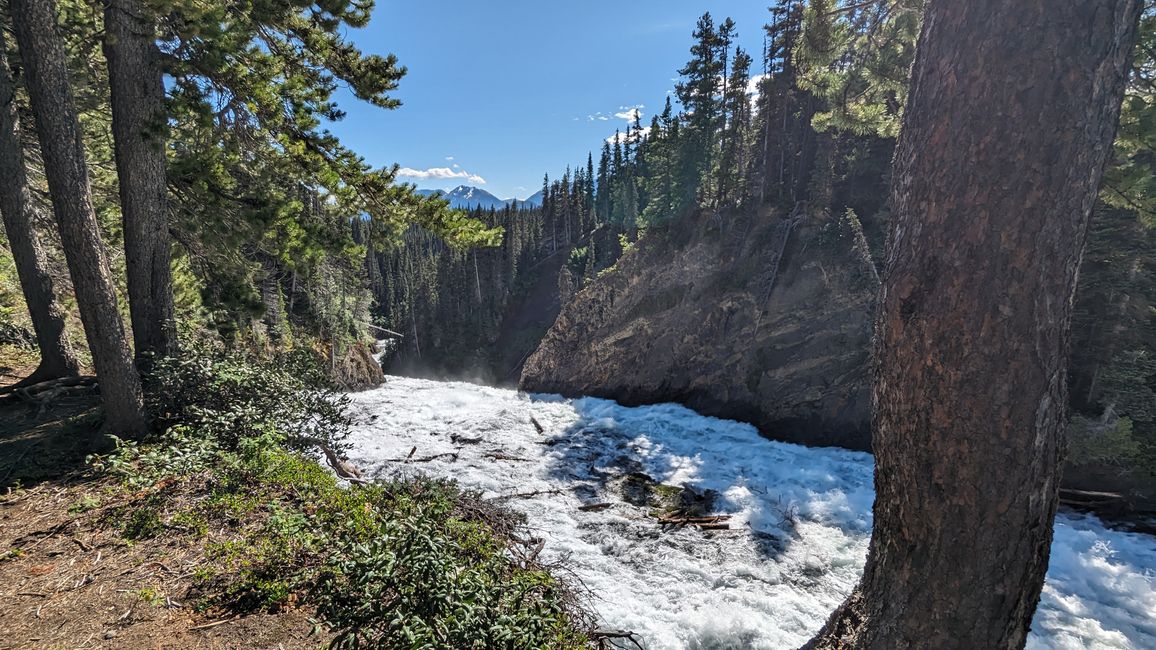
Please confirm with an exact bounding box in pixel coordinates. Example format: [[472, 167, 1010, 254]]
[[530, 415, 545, 434], [591, 628, 644, 650], [578, 503, 612, 512], [0, 375, 97, 397], [525, 538, 546, 565], [1059, 488, 1125, 504], [484, 452, 529, 462], [657, 515, 732, 525], [489, 488, 563, 501], [407, 452, 458, 464], [1059, 488, 1130, 515], [387, 450, 458, 464], [296, 436, 363, 480]]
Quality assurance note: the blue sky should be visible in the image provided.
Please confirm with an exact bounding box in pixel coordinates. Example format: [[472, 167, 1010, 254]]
[[328, 1, 773, 200]]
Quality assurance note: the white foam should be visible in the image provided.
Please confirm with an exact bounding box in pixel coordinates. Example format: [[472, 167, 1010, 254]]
[[346, 376, 1156, 649]]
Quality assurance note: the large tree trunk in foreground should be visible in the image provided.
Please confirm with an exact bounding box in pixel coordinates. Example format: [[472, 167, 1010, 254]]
[[103, 0, 176, 367], [0, 26, 80, 386], [804, 1, 1140, 648], [10, 0, 147, 437]]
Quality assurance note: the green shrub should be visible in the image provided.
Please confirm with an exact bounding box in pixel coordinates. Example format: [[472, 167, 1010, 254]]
[[144, 345, 351, 455], [89, 347, 591, 648], [315, 479, 588, 650]]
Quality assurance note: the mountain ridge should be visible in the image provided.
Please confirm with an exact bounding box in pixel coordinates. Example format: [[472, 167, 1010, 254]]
[[417, 185, 542, 210]]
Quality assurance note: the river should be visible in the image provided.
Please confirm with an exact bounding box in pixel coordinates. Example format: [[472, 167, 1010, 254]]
[[344, 376, 1156, 650]]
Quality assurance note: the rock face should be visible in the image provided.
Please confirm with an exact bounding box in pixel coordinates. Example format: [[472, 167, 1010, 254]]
[[520, 208, 880, 451]]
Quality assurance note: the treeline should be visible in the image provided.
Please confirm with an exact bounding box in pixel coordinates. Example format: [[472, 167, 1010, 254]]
[[374, 1, 1154, 483], [366, 170, 624, 379], [0, 0, 494, 433]]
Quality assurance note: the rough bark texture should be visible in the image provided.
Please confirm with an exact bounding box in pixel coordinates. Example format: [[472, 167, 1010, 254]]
[[521, 207, 879, 450], [804, 1, 1141, 648], [0, 27, 80, 385], [103, 0, 176, 365], [10, 0, 147, 436]]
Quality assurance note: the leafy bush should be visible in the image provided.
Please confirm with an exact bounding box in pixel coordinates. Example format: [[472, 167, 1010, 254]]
[[144, 346, 351, 455], [315, 479, 588, 650], [89, 347, 592, 648]]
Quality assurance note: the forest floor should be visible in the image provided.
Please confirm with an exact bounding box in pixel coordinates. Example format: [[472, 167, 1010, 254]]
[[0, 396, 327, 650]]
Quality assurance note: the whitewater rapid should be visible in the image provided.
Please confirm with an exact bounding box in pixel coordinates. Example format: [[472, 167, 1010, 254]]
[[345, 376, 1156, 650]]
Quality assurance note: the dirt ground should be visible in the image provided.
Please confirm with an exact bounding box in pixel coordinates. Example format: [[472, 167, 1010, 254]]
[[0, 394, 330, 650]]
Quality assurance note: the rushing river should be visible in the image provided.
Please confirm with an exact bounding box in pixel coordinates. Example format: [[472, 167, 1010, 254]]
[[345, 376, 1156, 650]]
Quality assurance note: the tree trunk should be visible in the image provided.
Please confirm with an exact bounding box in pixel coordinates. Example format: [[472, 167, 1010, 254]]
[[0, 26, 80, 386], [804, 1, 1140, 648], [103, 0, 176, 366], [10, 0, 147, 437]]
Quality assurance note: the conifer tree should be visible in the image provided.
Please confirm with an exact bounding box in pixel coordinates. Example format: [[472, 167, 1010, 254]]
[[104, 0, 176, 366], [805, 0, 1140, 646], [0, 24, 80, 386], [676, 13, 724, 204], [10, 0, 147, 436], [720, 47, 753, 206]]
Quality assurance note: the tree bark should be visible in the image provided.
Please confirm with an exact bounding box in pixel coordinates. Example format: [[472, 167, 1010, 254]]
[[804, 1, 1141, 648], [103, 0, 176, 366], [0, 25, 80, 386], [10, 0, 147, 437]]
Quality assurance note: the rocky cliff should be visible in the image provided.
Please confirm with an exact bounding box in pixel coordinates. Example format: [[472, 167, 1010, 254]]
[[520, 207, 880, 451]]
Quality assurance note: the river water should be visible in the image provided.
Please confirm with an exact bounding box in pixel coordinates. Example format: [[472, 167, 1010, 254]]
[[345, 376, 1156, 650]]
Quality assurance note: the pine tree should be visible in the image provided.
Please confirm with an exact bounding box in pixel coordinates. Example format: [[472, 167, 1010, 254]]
[[596, 142, 612, 220], [103, 0, 176, 366], [10, 0, 147, 436], [0, 24, 80, 386], [805, 1, 1141, 646], [720, 47, 753, 206], [676, 13, 725, 204]]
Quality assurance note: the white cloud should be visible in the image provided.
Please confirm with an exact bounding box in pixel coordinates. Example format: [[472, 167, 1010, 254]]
[[397, 166, 486, 185], [614, 105, 644, 122], [445, 156, 454, 161], [606, 128, 650, 145], [746, 74, 768, 98]]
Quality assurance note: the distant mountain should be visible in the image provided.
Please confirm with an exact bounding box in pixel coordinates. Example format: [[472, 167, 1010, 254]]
[[417, 185, 542, 211], [417, 185, 507, 210], [520, 190, 545, 209]]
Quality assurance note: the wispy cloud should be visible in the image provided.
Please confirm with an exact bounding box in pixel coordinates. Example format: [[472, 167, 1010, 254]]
[[445, 156, 454, 161], [397, 166, 486, 185]]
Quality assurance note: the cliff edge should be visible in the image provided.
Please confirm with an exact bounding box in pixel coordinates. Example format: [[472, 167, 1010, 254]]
[[520, 207, 880, 450]]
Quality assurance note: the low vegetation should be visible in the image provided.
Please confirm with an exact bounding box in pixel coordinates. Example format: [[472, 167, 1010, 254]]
[[4, 348, 593, 648]]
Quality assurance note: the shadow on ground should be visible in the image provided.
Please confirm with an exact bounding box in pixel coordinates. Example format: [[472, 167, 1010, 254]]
[[0, 393, 102, 489]]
